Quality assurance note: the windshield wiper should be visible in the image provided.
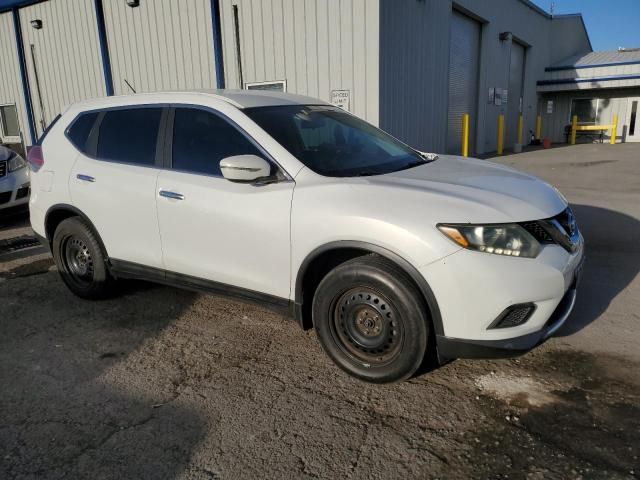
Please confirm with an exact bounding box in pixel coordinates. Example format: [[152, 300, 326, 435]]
[[353, 171, 382, 177], [402, 159, 430, 169]]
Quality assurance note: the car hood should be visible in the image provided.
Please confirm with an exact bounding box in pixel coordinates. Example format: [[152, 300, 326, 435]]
[[361, 154, 567, 223]]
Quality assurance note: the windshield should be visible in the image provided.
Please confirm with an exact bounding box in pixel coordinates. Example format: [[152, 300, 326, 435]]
[[244, 105, 431, 177]]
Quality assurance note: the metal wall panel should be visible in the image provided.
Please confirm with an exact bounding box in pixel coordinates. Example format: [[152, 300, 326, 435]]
[[446, 11, 480, 154], [19, 0, 106, 137], [549, 16, 592, 65], [379, 0, 451, 152], [218, 0, 379, 125], [506, 41, 525, 147], [0, 12, 30, 146], [380, 0, 590, 154], [102, 0, 217, 95]]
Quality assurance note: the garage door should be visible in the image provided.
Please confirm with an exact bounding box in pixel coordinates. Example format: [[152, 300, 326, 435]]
[[506, 42, 526, 148], [447, 11, 480, 155]]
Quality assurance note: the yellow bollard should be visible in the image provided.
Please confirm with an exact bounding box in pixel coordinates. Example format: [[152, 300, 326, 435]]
[[570, 115, 578, 145], [497, 114, 504, 155], [517, 115, 524, 145], [535, 115, 542, 140], [610, 114, 618, 145], [462, 113, 469, 157]]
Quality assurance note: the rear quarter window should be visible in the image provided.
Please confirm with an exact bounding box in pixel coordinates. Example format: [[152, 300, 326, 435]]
[[66, 112, 99, 153]]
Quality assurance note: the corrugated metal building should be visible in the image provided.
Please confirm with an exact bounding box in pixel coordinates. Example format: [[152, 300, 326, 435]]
[[0, 10, 29, 149], [102, 0, 220, 95], [18, 0, 106, 138], [538, 49, 640, 143], [0, 0, 614, 156]]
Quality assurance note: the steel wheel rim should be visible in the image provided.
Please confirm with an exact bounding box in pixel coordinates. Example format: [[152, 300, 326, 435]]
[[330, 287, 404, 366], [63, 236, 94, 286]]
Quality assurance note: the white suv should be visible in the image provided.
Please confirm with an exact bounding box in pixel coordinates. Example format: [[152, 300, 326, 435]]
[[0, 145, 30, 214], [29, 91, 584, 383]]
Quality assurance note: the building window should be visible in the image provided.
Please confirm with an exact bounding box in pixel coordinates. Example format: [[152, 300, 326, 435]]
[[0, 104, 21, 144], [245, 81, 287, 92], [570, 98, 600, 124]]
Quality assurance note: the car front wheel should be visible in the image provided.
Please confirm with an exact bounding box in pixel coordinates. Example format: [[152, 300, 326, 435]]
[[312, 255, 429, 383]]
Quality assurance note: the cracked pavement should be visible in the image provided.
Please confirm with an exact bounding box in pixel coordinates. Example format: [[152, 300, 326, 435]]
[[1, 144, 639, 479]]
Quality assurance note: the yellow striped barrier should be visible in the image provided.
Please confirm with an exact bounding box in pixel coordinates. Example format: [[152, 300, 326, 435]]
[[570, 114, 618, 145]]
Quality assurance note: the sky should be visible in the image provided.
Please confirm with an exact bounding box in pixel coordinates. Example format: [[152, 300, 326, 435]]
[[531, 0, 640, 51]]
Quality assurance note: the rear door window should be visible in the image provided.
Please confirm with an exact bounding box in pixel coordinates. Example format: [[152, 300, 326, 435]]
[[171, 107, 265, 176], [97, 108, 162, 166], [67, 112, 98, 153]]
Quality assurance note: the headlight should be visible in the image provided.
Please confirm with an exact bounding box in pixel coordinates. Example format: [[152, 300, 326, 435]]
[[437, 223, 541, 258], [8, 153, 27, 172]]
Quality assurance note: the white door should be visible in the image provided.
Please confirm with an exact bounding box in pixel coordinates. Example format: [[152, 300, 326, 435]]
[[447, 11, 480, 155], [69, 107, 165, 268], [506, 42, 526, 148], [626, 98, 640, 142], [156, 107, 294, 299]]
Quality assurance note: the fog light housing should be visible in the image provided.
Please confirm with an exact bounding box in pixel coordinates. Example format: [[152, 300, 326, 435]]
[[488, 303, 536, 329]]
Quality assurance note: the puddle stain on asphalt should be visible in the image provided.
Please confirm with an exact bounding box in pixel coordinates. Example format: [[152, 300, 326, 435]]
[[469, 350, 639, 479], [476, 374, 565, 408]]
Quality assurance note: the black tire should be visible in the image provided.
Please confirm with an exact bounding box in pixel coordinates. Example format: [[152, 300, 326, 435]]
[[52, 217, 115, 299], [312, 254, 429, 383]]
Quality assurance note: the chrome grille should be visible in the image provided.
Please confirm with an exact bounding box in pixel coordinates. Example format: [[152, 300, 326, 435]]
[[521, 221, 554, 243], [520, 207, 580, 253], [554, 208, 577, 237], [0, 160, 6, 178]]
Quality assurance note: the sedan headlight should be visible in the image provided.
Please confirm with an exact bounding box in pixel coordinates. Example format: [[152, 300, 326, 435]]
[[437, 223, 541, 258], [8, 153, 27, 172]]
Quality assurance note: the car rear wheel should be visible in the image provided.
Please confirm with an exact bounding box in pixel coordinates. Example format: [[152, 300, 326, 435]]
[[52, 217, 115, 299], [312, 255, 429, 383]]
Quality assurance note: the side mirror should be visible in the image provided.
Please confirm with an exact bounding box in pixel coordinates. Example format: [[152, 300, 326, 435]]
[[220, 154, 271, 183]]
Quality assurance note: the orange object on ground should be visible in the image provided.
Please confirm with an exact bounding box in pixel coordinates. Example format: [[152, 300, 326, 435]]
[[542, 138, 551, 149]]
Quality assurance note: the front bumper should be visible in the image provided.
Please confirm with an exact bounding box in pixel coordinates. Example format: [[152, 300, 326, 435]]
[[437, 276, 580, 359], [0, 166, 30, 211], [420, 235, 585, 360]]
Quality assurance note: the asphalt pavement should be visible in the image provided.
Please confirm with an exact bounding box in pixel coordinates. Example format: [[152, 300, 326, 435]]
[[1, 143, 638, 479]]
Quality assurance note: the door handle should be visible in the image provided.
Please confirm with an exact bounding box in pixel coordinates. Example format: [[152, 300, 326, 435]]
[[159, 190, 185, 201], [76, 174, 95, 183]]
